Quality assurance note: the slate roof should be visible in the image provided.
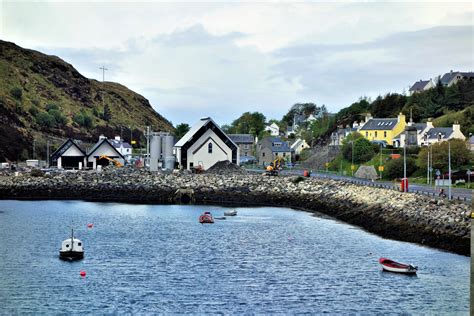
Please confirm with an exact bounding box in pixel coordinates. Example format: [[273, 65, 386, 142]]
[[409, 80, 430, 92], [260, 137, 291, 152], [228, 134, 254, 144], [425, 127, 454, 139], [359, 118, 398, 130], [109, 139, 132, 149], [440, 71, 474, 85]]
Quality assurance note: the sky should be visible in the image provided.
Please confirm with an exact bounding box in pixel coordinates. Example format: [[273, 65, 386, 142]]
[[1, 1, 473, 127]]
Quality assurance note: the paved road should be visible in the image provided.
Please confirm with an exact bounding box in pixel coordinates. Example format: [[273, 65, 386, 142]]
[[248, 168, 473, 202]]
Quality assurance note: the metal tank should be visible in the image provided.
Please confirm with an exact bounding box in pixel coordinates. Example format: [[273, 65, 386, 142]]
[[162, 135, 175, 170], [150, 133, 162, 171]]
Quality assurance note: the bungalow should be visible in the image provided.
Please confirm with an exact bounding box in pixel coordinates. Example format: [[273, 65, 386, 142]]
[[174, 117, 239, 170], [257, 136, 292, 166], [409, 79, 434, 95]]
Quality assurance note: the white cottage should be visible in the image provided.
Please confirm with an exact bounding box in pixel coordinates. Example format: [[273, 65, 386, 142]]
[[174, 117, 239, 170], [86, 136, 125, 169]]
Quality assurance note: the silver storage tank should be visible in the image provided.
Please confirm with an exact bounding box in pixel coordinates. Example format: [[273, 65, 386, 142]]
[[162, 135, 175, 170], [150, 133, 162, 171]]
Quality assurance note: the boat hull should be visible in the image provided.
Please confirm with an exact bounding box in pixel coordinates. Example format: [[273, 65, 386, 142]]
[[199, 214, 214, 224], [59, 250, 84, 261], [224, 211, 237, 216], [379, 257, 417, 274]]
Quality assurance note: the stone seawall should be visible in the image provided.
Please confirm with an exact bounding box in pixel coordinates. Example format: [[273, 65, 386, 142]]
[[0, 170, 470, 255]]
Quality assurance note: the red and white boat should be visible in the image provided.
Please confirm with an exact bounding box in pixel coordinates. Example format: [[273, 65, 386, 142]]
[[379, 257, 417, 274], [199, 212, 214, 224]]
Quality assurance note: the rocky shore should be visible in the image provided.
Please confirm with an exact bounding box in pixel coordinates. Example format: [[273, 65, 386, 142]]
[[0, 168, 470, 255]]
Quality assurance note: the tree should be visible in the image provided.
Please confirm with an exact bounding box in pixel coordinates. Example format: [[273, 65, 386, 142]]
[[341, 132, 364, 161], [36, 112, 54, 127], [103, 104, 112, 121], [48, 109, 67, 126], [353, 137, 375, 163], [417, 139, 472, 171], [385, 157, 417, 179], [228, 112, 266, 136], [175, 123, 190, 140]]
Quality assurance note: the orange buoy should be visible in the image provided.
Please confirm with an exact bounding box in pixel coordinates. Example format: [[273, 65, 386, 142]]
[[87, 223, 93, 228], [80, 270, 86, 277]]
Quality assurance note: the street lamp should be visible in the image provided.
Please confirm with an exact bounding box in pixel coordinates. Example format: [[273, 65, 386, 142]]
[[424, 132, 429, 184]]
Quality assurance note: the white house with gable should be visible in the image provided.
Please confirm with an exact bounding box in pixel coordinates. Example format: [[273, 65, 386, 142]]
[[174, 117, 239, 170], [265, 123, 280, 136]]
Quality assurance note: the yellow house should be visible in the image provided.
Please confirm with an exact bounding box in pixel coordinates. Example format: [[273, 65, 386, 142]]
[[359, 113, 406, 146]]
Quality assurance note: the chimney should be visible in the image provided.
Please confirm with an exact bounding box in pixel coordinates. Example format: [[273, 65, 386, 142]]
[[115, 136, 121, 141], [426, 119, 434, 129], [397, 112, 406, 123], [453, 122, 460, 134], [365, 113, 372, 123], [99, 134, 106, 141]]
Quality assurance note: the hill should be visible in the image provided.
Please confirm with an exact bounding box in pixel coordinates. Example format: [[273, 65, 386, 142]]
[[0, 40, 174, 161]]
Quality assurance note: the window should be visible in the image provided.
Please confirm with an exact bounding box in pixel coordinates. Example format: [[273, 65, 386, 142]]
[[384, 131, 387, 138], [245, 152, 248, 156], [262, 152, 265, 157], [244, 144, 249, 149], [366, 132, 368, 137], [375, 131, 378, 137], [283, 153, 286, 157], [78, 242, 82, 246], [66, 244, 69, 248], [190, 162, 194, 167], [208, 142, 213, 154]]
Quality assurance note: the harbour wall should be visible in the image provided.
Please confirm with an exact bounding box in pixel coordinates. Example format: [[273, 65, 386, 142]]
[[0, 170, 470, 255]]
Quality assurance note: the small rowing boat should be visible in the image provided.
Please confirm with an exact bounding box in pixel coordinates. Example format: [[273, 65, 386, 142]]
[[379, 257, 417, 274], [199, 211, 214, 224], [224, 210, 237, 216]]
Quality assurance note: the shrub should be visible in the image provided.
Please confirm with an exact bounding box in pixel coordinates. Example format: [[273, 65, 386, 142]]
[[10, 87, 22, 100], [45, 103, 59, 111], [48, 109, 67, 126], [384, 157, 417, 180], [73, 112, 93, 128], [36, 112, 54, 127], [29, 106, 39, 117], [353, 138, 375, 163]]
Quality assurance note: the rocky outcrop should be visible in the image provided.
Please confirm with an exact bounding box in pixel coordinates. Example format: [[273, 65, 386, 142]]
[[0, 169, 470, 255]]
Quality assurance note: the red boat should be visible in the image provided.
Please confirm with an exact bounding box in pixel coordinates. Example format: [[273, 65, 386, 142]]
[[379, 257, 417, 274], [199, 212, 214, 224]]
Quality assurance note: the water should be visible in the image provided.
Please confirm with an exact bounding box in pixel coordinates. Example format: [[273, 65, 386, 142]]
[[0, 200, 469, 314]]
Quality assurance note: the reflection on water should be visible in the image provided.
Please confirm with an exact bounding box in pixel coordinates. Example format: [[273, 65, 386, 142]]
[[0, 200, 469, 314]]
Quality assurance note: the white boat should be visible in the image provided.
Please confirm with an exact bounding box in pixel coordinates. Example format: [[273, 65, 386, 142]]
[[379, 257, 417, 274], [59, 228, 84, 260], [224, 210, 237, 216]]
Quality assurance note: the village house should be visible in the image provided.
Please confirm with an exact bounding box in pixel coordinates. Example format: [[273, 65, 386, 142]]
[[228, 134, 255, 158], [440, 70, 474, 87], [109, 136, 133, 161], [291, 138, 310, 155], [174, 117, 239, 171], [359, 113, 406, 147], [257, 136, 292, 166], [265, 122, 280, 136], [422, 123, 466, 145], [408, 79, 434, 95]]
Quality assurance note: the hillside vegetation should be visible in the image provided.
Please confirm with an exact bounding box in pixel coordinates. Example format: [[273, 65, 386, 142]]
[[0, 40, 174, 161]]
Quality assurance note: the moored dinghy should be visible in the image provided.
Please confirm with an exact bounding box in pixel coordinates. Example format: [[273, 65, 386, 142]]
[[59, 228, 84, 260], [199, 211, 214, 224], [379, 257, 417, 274], [224, 210, 237, 216]]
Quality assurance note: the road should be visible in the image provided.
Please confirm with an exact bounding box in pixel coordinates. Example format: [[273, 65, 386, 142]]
[[248, 168, 473, 202]]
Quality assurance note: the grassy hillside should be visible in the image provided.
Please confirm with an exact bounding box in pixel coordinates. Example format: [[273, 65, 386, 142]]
[[0, 40, 174, 161]]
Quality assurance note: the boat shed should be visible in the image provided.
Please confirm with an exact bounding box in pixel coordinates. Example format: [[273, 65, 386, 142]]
[[50, 138, 87, 169], [86, 137, 125, 169], [174, 117, 239, 170]]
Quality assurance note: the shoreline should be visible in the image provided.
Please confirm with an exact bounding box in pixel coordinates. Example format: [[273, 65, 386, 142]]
[[0, 170, 470, 256]]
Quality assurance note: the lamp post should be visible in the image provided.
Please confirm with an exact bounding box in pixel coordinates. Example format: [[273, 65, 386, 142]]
[[403, 137, 407, 192], [351, 141, 354, 176], [425, 133, 429, 184]]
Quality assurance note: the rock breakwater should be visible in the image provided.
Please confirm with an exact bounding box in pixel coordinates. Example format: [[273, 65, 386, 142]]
[[0, 169, 470, 255]]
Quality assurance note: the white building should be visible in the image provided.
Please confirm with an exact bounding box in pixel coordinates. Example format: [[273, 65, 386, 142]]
[[109, 136, 133, 161], [291, 138, 310, 155], [50, 138, 87, 169], [265, 123, 280, 136], [422, 123, 466, 145], [174, 117, 239, 170], [86, 136, 125, 169]]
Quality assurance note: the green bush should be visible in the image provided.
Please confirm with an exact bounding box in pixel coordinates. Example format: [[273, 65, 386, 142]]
[[384, 157, 417, 179], [73, 112, 93, 128], [353, 138, 375, 163], [36, 112, 54, 127], [29, 106, 39, 117], [48, 109, 67, 126], [45, 103, 59, 111], [10, 87, 22, 100]]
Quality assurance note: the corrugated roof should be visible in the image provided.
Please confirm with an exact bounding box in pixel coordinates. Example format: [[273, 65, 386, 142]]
[[409, 80, 430, 92], [360, 118, 398, 130], [228, 134, 254, 144]]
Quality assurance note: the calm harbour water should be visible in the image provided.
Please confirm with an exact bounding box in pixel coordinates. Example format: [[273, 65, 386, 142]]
[[0, 200, 469, 314]]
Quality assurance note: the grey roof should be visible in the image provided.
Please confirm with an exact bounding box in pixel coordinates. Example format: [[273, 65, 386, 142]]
[[260, 137, 291, 153], [360, 118, 398, 130], [426, 127, 454, 139], [174, 117, 237, 148], [409, 80, 430, 92], [440, 71, 474, 85], [228, 134, 254, 144], [469, 136, 474, 144], [109, 139, 132, 149]]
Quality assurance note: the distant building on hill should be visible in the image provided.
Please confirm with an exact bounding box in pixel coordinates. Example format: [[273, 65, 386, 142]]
[[440, 70, 474, 87], [359, 113, 406, 147], [409, 79, 434, 95], [265, 123, 280, 136]]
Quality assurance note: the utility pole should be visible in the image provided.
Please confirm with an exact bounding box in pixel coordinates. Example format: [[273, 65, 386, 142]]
[[427, 149, 430, 184], [403, 138, 407, 192], [448, 141, 452, 200], [429, 144, 433, 185], [120, 126, 123, 140], [33, 139, 36, 159], [351, 141, 354, 176], [379, 144, 383, 179], [99, 66, 108, 82], [46, 138, 50, 167], [146, 126, 150, 168]]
